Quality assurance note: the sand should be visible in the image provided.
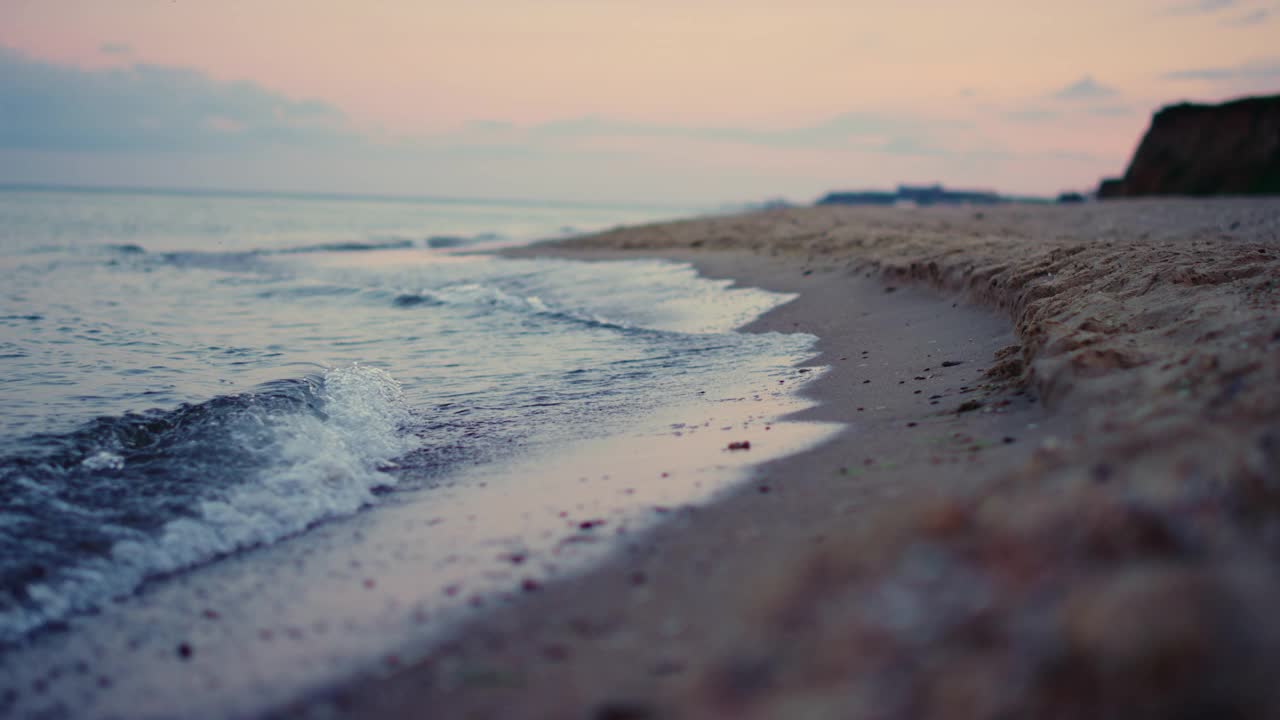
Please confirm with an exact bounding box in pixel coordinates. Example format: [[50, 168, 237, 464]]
[[294, 198, 1280, 719]]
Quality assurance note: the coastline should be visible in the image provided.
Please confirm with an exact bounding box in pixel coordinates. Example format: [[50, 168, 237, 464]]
[[1, 239, 831, 719], [297, 199, 1280, 718], [292, 229, 1058, 717]]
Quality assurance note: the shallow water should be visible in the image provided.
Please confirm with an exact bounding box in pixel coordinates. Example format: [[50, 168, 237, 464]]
[[0, 189, 818, 645], [0, 189, 839, 719]]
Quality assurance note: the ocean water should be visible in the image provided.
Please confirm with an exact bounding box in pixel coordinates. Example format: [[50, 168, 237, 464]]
[[0, 188, 818, 653]]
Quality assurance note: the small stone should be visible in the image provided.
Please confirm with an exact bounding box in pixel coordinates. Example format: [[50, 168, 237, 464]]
[[593, 700, 655, 720], [542, 644, 570, 662]]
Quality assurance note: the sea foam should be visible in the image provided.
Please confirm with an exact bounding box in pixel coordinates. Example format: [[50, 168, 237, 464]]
[[2, 364, 412, 642]]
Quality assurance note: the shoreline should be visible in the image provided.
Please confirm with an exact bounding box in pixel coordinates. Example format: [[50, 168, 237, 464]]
[[0, 243, 835, 720], [296, 242, 1065, 717], [296, 199, 1280, 718]]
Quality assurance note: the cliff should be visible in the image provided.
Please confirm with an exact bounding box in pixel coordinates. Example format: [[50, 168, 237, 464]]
[[1099, 94, 1280, 197]]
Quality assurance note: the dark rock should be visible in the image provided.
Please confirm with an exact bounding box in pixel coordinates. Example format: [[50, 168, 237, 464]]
[[1098, 94, 1280, 197], [1097, 177, 1127, 199]]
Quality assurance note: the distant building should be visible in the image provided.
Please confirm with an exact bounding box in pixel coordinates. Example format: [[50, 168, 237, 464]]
[[814, 191, 898, 206], [817, 184, 1001, 207]]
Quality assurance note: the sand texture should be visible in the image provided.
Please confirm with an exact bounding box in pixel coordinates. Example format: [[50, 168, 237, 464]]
[[303, 199, 1280, 719]]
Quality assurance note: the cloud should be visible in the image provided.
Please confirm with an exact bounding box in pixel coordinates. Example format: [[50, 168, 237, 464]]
[[0, 46, 352, 152], [1162, 0, 1238, 14], [1222, 8, 1271, 25], [1162, 57, 1280, 80], [1005, 108, 1060, 123], [0, 45, 976, 163], [0, 46, 1123, 202], [1053, 75, 1119, 101], [450, 111, 971, 156], [1086, 104, 1134, 117], [1005, 102, 1131, 124], [99, 42, 132, 57]]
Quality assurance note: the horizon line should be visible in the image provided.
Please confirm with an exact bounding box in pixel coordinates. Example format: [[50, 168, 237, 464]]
[[0, 181, 710, 214]]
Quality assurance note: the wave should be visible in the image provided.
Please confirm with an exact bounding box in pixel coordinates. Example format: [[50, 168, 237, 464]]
[[142, 233, 507, 275], [272, 238, 417, 254], [0, 364, 412, 643], [390, 282, 649, 334], [266, 233, 505, 254]]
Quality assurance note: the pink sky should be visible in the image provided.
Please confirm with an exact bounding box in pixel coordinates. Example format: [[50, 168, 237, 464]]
[[2, 0, 1278, 203]]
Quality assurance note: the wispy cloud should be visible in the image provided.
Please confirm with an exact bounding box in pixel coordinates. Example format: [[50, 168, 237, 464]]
[[1052, 75, 1119, 101], [0, 44, 984, 161], [1162, 0, 1238, 15], [1163, 57, 1280, 80], [1005, 102, 1131, 124], [452, 112, 973, 156], [98, 42, 132, 57], [0, 47, 352, 152], [1086, 104, 1134, 117], [1222, 7, 1271, 24], [1005, 108, 1060, 123], [0, 45, 1126, 201]]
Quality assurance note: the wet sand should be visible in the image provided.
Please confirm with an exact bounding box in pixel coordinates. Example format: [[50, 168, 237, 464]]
[[297, 199, 1280, 719]]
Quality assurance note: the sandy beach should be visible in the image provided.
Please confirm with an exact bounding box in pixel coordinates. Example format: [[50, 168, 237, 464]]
[[294, 198, 1280, 719]]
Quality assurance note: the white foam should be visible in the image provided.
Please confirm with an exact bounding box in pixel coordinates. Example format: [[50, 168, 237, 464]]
[[80, 450, 124, 471], [1, 364, 413, 642]]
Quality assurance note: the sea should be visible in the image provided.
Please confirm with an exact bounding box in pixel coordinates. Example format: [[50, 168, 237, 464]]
[[0, 187, 833, 719]]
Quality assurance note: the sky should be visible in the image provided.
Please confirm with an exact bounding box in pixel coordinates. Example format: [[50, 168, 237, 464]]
[[1, 0, 1278, 206]]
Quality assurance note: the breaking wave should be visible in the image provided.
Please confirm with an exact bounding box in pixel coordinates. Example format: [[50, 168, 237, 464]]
[[0, 364, 412, 643]]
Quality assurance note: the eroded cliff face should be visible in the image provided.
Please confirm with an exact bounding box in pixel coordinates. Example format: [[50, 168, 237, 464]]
[[1099, 94, 1280, 198]]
